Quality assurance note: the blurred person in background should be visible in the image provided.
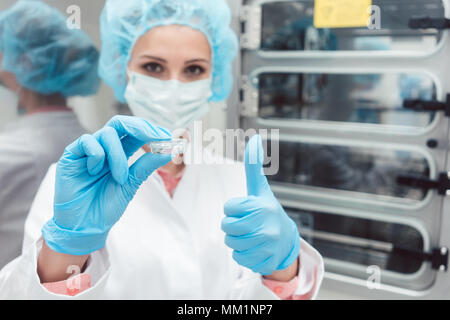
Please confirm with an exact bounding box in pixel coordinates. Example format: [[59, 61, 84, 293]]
[[0, 0, 100, 269]]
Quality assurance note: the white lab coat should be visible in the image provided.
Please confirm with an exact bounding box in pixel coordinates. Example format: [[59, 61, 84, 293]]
[[0, 111, 86, 269], [0, 143, 324, 299]]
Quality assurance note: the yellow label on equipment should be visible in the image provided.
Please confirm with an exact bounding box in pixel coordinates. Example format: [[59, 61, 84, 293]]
[[314, 0, 373, 28]]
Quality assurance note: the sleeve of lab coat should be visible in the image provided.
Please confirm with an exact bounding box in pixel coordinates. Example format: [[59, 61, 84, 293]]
[[220, 160, 325, 300], [227, 238, 324, 300], [0, 164, 111, 299], [291, 238, 324, 299]]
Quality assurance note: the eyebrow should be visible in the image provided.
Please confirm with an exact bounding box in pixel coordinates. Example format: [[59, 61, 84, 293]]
[[141, 55, 167, 63], [140, 55, 210, 64], [184, 59, 210, 64]]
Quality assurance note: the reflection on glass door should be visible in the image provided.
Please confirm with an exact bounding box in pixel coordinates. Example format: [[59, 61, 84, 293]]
[[260, 0, 444, 52], [258, 72, 437, 127], [287, 207, 424, 274], [267, 140, 430, 201]]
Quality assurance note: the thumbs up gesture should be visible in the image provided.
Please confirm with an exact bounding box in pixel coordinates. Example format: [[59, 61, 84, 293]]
[[221, 135, 301, 275]]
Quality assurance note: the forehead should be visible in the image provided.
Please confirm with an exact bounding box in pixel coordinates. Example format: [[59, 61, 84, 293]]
[[132, 25, 212, 60]]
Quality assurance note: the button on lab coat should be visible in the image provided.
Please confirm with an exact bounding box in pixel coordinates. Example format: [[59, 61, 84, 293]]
[[0, 146, 324, 299], [0, 111, 86, 269]]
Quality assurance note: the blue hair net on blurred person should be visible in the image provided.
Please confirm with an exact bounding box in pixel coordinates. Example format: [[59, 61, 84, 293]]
[[0, 0, 100, 97], [99, 0, 239, 103]]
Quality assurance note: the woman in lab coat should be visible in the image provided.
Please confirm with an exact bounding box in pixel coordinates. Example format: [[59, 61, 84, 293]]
[[0, 0, 323, 299], [0, 1, 100, 270]]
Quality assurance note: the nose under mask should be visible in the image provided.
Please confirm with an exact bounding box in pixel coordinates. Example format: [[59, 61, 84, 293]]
[[124, 71, 213, 132]]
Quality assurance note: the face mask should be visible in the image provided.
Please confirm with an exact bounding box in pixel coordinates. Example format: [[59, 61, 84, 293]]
[[124, 71, 213, 131]]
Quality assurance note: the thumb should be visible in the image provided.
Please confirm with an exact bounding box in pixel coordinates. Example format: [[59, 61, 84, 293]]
[[245, 135, 271, 197], [128, 153, 172, 185]]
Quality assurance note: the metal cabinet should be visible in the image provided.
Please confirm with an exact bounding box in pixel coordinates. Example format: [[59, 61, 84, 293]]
[[231, 0, 450, 298]]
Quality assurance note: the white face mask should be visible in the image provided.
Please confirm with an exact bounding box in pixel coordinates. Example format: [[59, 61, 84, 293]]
[[124, 71, 213, 131]]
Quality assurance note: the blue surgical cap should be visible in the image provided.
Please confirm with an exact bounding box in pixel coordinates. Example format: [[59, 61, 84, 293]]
[[98, 0, 239, 103], [0, 0, 100, 97]]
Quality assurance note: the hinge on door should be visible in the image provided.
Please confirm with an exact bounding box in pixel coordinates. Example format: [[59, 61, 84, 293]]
[[409, 17, 450, 29], [240, 75, 259, 117], [403, 94, 450, 117], [239, 5, 262, 50], [393, 247, 448, 271], [396, 173, 450, 196]]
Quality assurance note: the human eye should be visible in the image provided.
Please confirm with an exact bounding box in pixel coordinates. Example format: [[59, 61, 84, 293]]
[[143, 62, 164, 74], [184, 65, 206, 77]]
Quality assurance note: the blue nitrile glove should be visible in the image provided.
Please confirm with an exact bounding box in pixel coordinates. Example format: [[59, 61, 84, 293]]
[[42, 116, 172, 255], [221, 135, 301, 275]]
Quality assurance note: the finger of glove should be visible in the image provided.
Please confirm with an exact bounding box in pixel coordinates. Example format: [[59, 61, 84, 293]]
[[65, 134, 105, 176], [128, 152, 172, 185], [119, 135, 148, 158], [221, 212, 264, 236], [105, 116, 172, 157], [225, 233, 266, 252], [245, 135, 271, 197], [224, 196, 260, 218], [94, 126, 129, 185]]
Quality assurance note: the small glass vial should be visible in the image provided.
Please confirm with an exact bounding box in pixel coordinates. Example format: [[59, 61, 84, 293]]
[[148, 139, 188, 155]]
